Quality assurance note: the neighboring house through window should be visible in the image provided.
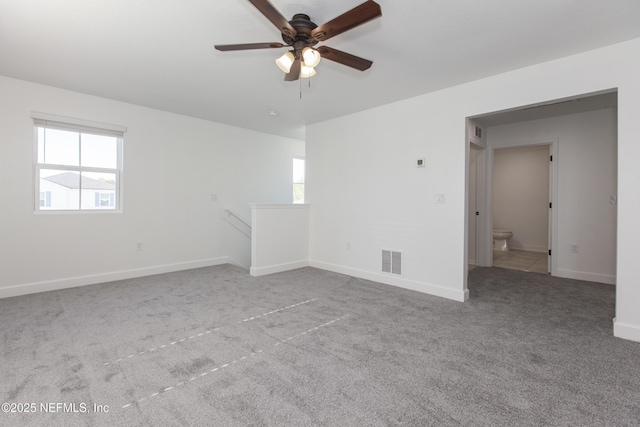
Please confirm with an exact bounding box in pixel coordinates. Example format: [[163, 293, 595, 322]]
[[97, 192, 115, 207], [39, 191, 51, 207], [33, 113, 125, 212]]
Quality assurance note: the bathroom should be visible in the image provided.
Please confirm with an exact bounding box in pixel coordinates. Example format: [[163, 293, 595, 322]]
[[492, 145, 550, 273], [467, 94, 618, 284]]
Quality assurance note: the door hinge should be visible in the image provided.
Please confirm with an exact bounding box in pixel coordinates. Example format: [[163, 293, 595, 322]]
[[550, 155, 553, 161], [548, 249, 552, 256], [476, 211, 479, 216], [549, 202, 552, 208]]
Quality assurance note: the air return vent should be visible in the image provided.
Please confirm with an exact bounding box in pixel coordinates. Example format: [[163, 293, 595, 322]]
[[382, 250, 402, 275]]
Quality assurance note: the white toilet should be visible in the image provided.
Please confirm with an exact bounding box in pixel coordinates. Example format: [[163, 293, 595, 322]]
[[493, 230, 513, 251]]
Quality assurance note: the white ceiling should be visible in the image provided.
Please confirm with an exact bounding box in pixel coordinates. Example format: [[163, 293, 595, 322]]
[[1, 1, 639, 140]]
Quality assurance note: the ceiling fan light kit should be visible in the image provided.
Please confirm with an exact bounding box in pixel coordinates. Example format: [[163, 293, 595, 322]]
[[275, 51, 295, 73], [215, 0, 382, 81], [302, 47, 321, 68], [300, 65, 316, 78]]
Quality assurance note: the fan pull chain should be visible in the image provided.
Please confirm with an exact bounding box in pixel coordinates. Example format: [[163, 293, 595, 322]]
[[298, 75, 313, 100]]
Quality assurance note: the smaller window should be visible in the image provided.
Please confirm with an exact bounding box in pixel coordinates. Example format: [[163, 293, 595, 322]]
[[33, 114, 124, 212], [293, 157, 305, 204]]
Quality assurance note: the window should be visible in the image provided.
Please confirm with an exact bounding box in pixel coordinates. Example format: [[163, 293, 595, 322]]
[[293, 157, 305, 204], [33, 114, 124, 212]]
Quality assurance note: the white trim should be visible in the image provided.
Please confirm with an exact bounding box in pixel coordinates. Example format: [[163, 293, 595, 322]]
[[250, 260, 309, 277], [555, 268, 616, 285], [31, 111, 127, 134], [613, 319, 640, 343], [509, 244, 548, 253], [0, 257, 241, 299], [310, 260, 469, 302], [249, 203, 310, 209]]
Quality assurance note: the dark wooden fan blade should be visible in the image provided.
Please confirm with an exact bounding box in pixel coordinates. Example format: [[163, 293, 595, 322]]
[[248, 0, 297, 37], [215, 42, 285, 51], [317, 46, 373, 71], [311, 1, 381, 42], [284, 59, 301, 81]]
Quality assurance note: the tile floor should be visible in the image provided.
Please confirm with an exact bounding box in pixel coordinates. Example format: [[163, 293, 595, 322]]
[[468, 249, 549, 274], [493, 249, 549, 274]]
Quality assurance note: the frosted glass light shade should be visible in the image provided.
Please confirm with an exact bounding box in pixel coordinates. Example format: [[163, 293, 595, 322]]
[[302, 47, 321, 68], [300, 65, 316, 78], [276, 51, 295, 73]]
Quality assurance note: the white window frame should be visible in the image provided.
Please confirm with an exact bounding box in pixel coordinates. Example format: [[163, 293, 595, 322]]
[[32, 112, 126, 213], [293, 156, 305, 204]]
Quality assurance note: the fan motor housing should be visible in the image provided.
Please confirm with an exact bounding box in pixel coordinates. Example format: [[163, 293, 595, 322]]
[[282, 13, 319, 46]]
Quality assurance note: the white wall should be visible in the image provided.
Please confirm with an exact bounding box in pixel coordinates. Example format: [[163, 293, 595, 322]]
[[250, 204, 310, 276], [0, 76, 304, 297], [306, 38, 640, 341], [307, 97, 470, 302], [493, 145, 550, 253], [488, 109, 617, 283]]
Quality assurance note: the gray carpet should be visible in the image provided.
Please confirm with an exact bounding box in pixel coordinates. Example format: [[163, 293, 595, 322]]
[[1, 265, 639, 426]]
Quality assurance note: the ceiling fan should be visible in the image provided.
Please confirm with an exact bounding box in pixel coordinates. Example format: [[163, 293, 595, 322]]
[[215, 0, 382, 81]]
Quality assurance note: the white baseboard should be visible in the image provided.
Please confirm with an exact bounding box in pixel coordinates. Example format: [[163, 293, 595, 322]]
[[614, 318, 640, 343], [509, 244, 547, 253], [250, 260, 309, 277], [309, 260, 468, 302], [555, 268, 616, 285], [0, 257, 235, 299]]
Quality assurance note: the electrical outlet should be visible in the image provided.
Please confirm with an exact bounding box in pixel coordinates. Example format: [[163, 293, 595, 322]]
[[570, 244, 579, 253], [137, 242, 144, 251]]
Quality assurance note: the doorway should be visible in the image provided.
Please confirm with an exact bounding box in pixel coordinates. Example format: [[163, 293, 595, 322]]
[[491, 144, 551, 273], [465, 90, 617, 286]]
